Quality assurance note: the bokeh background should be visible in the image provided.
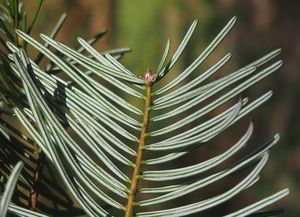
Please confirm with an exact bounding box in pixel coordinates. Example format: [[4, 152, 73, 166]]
[[23, 0, 299, 216]]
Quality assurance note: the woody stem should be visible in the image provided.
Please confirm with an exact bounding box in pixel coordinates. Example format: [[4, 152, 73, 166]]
[[125, 82, 152, 217]]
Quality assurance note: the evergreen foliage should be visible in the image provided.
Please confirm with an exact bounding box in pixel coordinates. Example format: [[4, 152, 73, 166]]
[[0, 1, 289, 216]]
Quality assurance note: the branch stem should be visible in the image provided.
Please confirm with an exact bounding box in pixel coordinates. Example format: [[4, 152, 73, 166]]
[[29, 150, 45, 210], [125, 81, 152, 217]]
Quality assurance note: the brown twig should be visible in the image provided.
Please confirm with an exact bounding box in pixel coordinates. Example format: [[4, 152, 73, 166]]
[[125, 69, 154, 217], [29, 150, 45, 210]]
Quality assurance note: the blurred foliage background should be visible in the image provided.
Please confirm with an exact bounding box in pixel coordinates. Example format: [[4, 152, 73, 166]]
[[21, 0, 299, 216]]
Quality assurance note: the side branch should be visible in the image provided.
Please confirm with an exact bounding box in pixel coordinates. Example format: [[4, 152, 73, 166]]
[[29, 150, 45, 210]]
